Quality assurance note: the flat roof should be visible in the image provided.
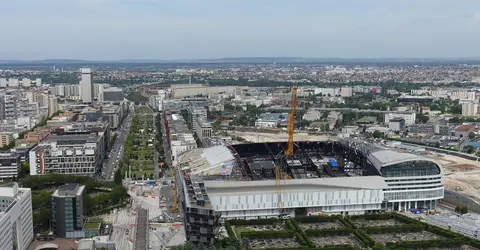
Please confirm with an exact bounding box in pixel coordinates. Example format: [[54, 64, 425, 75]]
[[368, 150, 428, 169]]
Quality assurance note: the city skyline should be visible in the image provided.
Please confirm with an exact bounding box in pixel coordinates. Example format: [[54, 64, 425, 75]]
[[1, 0, 480, 60]]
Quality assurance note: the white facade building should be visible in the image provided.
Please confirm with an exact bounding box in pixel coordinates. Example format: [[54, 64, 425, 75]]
[[384, 113, 416, 126], [80, 68, 94, 103], [0, 183, 34, 250], [462, 101, 479, 116], [368, 150, 443, 211]]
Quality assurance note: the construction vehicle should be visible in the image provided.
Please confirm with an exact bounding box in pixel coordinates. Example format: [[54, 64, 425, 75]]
[[277, 85, 297, 218]]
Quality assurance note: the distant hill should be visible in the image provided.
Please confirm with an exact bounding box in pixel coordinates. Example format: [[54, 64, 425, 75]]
[[1, 57, 480, 65]]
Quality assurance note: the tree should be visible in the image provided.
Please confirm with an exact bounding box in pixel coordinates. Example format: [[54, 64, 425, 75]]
[[416, 113, 429, 124], [469, 132, 476, 140], [372, 130, 384, 139], [455, 206, 468, 214], [114, 169, 123, 185], [465, 145, 475, 154]]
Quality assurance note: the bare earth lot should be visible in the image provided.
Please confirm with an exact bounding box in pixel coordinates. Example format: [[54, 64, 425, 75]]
[[370, 231, 443, 244], [248, 238, 301, 249], [298, 221, 344, 230], [310, 235, 361, 247]]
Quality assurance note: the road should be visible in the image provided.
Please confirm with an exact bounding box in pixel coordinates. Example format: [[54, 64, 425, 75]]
[[103, 103, 135, 180]]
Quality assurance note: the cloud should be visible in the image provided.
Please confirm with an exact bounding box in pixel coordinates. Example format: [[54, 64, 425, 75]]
[[474, 12, 480, 20]]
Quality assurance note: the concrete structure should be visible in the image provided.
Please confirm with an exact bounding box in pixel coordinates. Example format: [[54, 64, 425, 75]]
[[29, 133, 105, 176], [0, 183, 34, 250], [80, 68, 94, 103], [0, 132, 14, 147], [101, 87, 124, 102], [195, 116, 213, 139], [176, 140, 444, 246], [462, 101, 479, 116], [186, 106, 207, 131], [384, 112, 416, 126], [0, 153, 21, 179], [164, 112, 197, 164], [48, 95, 58, 116], [388, 117, 405, 131], [52, 183, 86, 238], [428, 213, 480, 240]]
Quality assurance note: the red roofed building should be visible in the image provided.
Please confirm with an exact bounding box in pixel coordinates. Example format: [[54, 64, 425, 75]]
[[454, 125, 474, 138]]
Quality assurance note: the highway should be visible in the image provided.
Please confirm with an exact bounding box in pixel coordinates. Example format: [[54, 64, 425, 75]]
[[103, 103, 135, 180]]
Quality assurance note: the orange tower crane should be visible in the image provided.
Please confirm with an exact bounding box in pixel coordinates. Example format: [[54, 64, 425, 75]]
[[276, 85, 297, 218], [172, 167, 178, 213]]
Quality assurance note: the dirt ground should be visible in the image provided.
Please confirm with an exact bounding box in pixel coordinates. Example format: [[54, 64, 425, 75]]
[[230, 131, 335, 143], [425, 153, 480, 202]]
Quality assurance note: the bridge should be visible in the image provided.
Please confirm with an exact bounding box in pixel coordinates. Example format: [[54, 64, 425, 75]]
[[134, 208, 149, 250]]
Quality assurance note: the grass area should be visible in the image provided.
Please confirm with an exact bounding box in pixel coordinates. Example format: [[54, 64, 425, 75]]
[[87, 217, 104, 223], [232, 226, 256, 238], [83, 222, 101, 230], [132, 170, 155, 178]]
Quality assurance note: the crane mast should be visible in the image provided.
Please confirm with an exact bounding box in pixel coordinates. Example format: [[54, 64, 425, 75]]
[[172, 167, 178, 213], [285, 85, 297, 156], [276, 85, 297, 218]]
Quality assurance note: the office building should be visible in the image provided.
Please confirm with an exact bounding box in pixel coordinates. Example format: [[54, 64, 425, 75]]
[[29, 133, 104, 176], [186, 106, 207, 131], [0, 153, 21, 179], [80, 68, 94, 103], [101, 87, 124, 102], [52, 183, 85, 238], [0, 183, 34, 250], [195, 117, 213, 139]]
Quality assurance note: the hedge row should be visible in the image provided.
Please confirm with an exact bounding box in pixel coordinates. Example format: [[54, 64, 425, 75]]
[[242, 230, 294, 239], [353, 229, 375, 247], [365, 224, 425, 234], [229, 218, 281, 226], [305, 228, 353, 237], [386, 238, 464, 249], [350, 213, 393, 221], [338, 217, 356, 229], [424, 224, 458, 238], [295, 215, 340, 223]]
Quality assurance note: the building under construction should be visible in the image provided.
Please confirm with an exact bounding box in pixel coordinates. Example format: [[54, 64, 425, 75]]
[[176, 139, 444, 245]]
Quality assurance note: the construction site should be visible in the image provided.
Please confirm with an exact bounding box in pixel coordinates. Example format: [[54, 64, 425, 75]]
[[173, 86, 446, 247]]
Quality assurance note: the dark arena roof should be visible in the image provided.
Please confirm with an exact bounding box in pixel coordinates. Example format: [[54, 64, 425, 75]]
[[226, 140, 381, 181]]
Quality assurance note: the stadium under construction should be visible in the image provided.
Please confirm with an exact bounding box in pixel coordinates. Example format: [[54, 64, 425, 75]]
[[175, 139, 444, 244]]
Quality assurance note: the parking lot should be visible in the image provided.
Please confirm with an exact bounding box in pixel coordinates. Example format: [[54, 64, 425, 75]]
[[310, 235, 361, 247], [248, 238, 301, 249]]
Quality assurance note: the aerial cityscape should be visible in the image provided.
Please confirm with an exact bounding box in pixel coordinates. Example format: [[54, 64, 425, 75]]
[[3, 1, 480, 250]]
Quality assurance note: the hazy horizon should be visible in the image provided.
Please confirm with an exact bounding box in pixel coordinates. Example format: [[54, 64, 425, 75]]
[[2, 0, 480, 60]]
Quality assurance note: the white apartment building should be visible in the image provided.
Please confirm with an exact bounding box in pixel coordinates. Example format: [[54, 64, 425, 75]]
[[462, 101, 479, 116], [80, 68, 94, 103], [8, 79, 19, 87], [0, 183, 34, 250], [384, 113, 416, 126], [35, 78, 42, 86], [0, 78, 7, 88]]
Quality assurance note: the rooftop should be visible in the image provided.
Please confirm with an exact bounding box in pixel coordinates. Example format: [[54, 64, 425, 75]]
[[53, 183, 85, 197]]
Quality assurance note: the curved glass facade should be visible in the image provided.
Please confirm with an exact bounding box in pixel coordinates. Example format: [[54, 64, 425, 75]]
[[381, 160, 444, 211], [381, 160, 441, 178]]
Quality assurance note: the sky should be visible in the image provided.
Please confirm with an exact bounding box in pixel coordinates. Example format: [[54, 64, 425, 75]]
[[1, 0, 480, 60]]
